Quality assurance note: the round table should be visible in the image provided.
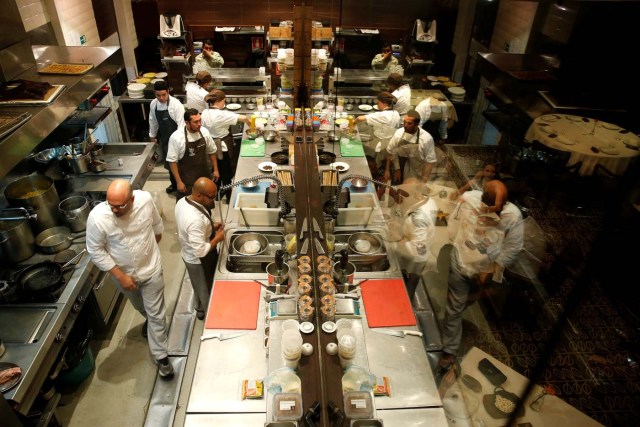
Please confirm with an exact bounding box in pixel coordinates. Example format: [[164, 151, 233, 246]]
[[524, 114, 640, 175]]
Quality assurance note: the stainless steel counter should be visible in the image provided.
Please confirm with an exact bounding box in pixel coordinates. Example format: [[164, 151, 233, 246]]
[[0, 45, 124, 180]]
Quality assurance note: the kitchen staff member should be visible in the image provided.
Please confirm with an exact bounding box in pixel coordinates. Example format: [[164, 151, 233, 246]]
[[149, 80, 185, 194], [185, 71, 212, 112], [354, 91, 400, 164], [167, 109, 220, 201], [201, 89, 251, 203], [385, 110, 437, 184], [387, 73, 411, 115], [175, 177, 225, 320], [86, 179, 174, 379], [371, 42, 399, 72], [193, 39, 224, 74]]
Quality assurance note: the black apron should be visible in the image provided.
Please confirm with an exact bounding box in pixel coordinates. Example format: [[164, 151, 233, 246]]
[[185, 197, 218, 287], [155, 97, 178, 170], [178, 127, 212, 195]]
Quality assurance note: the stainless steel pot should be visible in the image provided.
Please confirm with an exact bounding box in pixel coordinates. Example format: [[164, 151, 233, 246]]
[[232, 232, 268, 256], [59, 196, 90, 232], [4, 175, 61, 233], [0, 216, 35, 263], [64, 152, 91, 174], [332, 261, 356, 286], [266, 262, 290, 286]]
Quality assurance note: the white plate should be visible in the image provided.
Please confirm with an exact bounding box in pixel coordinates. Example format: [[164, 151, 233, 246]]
[[226, 103, 241, 110], [358, 104, 373, 111], [427, 75, 439, 81], [155, 72, 168, 78], [540, 114, 560, 122], [127, 83, 146, 91], [599, 146, 620, 155], [330, 162, 349, 172], [258, 161, 277, 173], [372, 104, 380, 110], [300, 321, 315, 334], [321, 321, 336, 333], [565, 115, 582, 122], [600, 122, 621, 130], [448, 87, 466, 95]]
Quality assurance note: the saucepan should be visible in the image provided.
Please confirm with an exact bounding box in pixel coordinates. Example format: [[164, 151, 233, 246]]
[[271, 151, 289, 165], [35, 226, 86, 254], [16, 249, 86, 297], [318, 151, 336, 165]]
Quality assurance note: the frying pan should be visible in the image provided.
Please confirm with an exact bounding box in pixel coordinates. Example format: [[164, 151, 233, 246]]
[[318, 151, 336, 165], [35, 226, 85, 254], [16, 249, 86, 296], [271, 151, 289, 165]]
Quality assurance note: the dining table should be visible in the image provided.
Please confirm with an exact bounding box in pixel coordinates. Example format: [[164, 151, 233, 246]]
[[524, 113, 640, 176], [440, 346, 605, 427]]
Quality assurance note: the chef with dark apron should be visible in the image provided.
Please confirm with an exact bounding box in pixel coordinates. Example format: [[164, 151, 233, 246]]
[[385, 110, 437, 184], [148, 81, 185, 193], [166, 109, 220, 202]]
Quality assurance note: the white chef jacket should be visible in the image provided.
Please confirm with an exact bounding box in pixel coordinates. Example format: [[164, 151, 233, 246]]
[[201, 108, 240, 151], [148, 95, 185, 138], [386, 126, 437, 179], [86, 190, 164, 281], [166, 125, 217, 163], [185, 82, 209, 113], [392, 84, 412, 115], [174, 197, 214, 264], [448, 190, 524, 277], [395, 197, 438, 274]]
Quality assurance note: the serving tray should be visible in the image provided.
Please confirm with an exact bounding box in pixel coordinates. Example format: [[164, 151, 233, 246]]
[[38, 63, 94, 75]]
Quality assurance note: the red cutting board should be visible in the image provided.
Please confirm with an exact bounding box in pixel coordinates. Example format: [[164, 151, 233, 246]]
[[205, 281, 261, 330], [361, 279, 417, 328]]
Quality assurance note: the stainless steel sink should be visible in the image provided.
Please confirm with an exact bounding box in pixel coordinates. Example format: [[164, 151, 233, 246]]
[[333, 229, 392, 272], [221, 229, 285, 273]]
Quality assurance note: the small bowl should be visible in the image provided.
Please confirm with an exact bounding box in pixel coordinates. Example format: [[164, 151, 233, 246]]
[[246, 103, 256, 110], [263, 130, 278, 142], [350, 177, 368, 191], [232, 232, 269, 255], [241, 179, 259, 190], [245, 131, 260, 140]]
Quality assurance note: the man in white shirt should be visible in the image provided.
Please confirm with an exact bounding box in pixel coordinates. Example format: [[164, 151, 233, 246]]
[[438, 180, 524, 371], [192, 39, 224, 74], [415, 95, 449, 142], [167, 109, 220, 201], [385, 110, 437, 184], [354, 91, 400, 163], [175, 177, 225, 319], [148, 81, 185, 193], [388, 73, 411, 115], [85, 179, 174, 379], [185, 71, 211, 112]]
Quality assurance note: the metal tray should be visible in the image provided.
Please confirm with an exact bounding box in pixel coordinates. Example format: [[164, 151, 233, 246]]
[[37, 62, 94, 75], [0, 111, 31, 140]]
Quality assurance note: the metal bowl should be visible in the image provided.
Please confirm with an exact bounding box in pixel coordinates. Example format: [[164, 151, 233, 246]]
[[241, 179, 259, 191], [263, 130, 278, 142], [271, 151, 289, 165], [245, 131, 260, 140], [34, 148, 63, 164], [246, 103, 256, 110], [327, 130, 340, 142], [348, 232, 382, 255], [350, 177, 368, 191], [318, 151, 336, 165], [232, 232, 269, 256]]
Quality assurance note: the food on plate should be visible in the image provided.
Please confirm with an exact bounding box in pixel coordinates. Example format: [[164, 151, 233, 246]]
[[495, 394, 516, 414], [0, 366, 21, 384]]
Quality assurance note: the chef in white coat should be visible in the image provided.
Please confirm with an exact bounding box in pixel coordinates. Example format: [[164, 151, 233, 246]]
[[354, 91, 400, 164]]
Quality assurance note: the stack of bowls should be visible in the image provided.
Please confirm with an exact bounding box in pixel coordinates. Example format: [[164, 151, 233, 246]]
[[448, 86, 466, 102], [127, 83, 146, 99]]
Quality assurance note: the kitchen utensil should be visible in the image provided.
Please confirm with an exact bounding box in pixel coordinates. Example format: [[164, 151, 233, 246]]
[[271, 151, 289, 165], [350, 177, 368, 192], [329, 161, 349, 172], [299, 217, 308, 240], [241, 179, 260, 191], [245, 130, 260, 140], [232, 232, 268, 256], [318, 151, 336, 165], [4, 175, 61, 233], [0, 213, 35, 263], [314, 237, 325, 255], [226, 103, 241, 110], [348, 232, 382, 255], [59, 196, 90, 232], [89, 159, 107, 172], [263, 129, 278, 142], [16, 249, 86, 296], [299, 321, 315, 334], [205, 281, 261, 329], [321, 321, 336, 333], [35, 226, 85, 254], [312, 217, 324, 240], [370, 328, 423, 338], [200, 331, 249, 342], [0, 362, 22, 393], [258, 161, 277, 173]]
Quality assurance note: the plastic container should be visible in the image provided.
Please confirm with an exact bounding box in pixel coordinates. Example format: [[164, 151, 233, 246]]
[[343, 391, 374, 419], [282, 331, 303, 368], [273, 392, 303, 421], [338, 334, 357, 368], [336, 319, 353, 340]]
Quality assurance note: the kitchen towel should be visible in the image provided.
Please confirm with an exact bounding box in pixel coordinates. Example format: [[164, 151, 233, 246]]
[[205, 280, 261, 329], [240, 139, 266, 157], [340, 139, 365, 157], [360, 279, 417, 328]]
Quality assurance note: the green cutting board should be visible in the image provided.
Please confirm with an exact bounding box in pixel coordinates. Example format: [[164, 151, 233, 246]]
[[340, 139, 365, 157], [240, 139, 266, 157]]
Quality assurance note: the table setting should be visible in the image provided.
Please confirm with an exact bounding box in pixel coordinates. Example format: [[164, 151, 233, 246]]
[[524, 114, 639, 175]]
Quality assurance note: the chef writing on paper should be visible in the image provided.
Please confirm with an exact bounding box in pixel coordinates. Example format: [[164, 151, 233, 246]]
[[384, 110, 437, 184]]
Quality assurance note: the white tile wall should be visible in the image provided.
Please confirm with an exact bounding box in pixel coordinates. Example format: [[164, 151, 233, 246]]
[[53, 0, 100, 46], [490, 1, 538, 54], [15, 0, 50, 32]]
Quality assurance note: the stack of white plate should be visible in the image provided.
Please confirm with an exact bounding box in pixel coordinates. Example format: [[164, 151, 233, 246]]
[[448, 86, 466, 102], [127, 83, 146, 99]]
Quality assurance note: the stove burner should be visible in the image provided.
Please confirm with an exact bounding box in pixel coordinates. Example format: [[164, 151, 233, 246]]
[[0, 266, 70, 304]]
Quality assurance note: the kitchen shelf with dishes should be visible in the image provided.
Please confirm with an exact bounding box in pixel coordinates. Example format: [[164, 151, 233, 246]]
[[158, 32, 193, 66]]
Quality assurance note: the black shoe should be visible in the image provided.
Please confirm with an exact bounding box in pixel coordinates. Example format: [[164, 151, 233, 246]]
[[157, 357, 174, 379], [166, 185, 176, 194], [196, 310, 205, 320], [141, 319, 148, 338]]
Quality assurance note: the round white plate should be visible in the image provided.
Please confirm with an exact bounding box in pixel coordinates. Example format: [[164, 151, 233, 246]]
[[359, 104, 373, 111], [427, 75, 438, 81], [300, 321, 315, 334], [258, 161, 277, 173], [601, 122, 621, 130], [155, 72, 168, 78], [373, 104, 380, 110], [226, 103, 241, 110], [127, 83, 146, 91], [322, 321, 336, 333], [448, 87, 466, 95], [565, 115, 582, 122], [599, 146, 620, 155], [540, 114, 560, 122], [330, 162, 349, 172]]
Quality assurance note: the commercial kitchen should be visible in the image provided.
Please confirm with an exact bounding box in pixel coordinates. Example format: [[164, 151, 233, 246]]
[[1, 1, 639, 427]]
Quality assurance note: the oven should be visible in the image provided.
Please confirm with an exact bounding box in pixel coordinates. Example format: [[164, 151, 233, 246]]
[[89, 269, 121, 328]]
